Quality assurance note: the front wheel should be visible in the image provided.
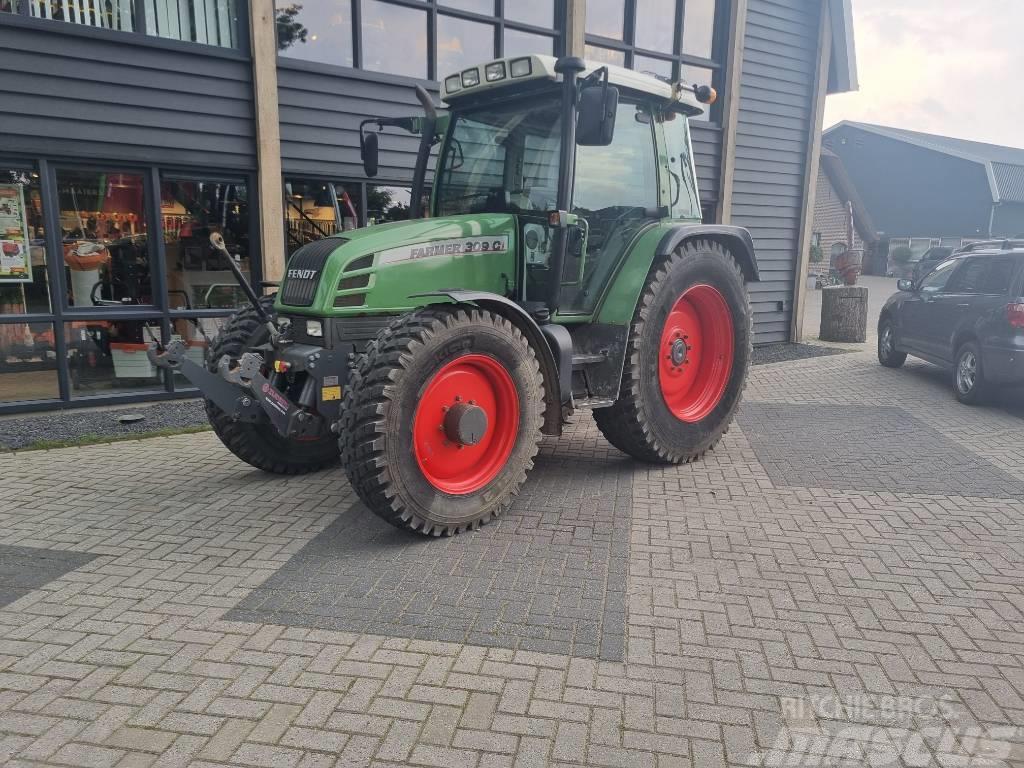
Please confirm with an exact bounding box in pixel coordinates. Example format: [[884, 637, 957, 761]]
[[877, 318, 907, 368], [339, 307, 545, 536], [594, 239, 752, 464], [954, 341, 988, 405]]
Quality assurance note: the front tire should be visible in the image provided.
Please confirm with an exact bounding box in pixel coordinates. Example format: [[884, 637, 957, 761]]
[[205, 295, 339, 474], [954, 341, 987, 405], [594, 239, 752, 464], [339, 306, 544, 536], [877, 318, 907, 368]]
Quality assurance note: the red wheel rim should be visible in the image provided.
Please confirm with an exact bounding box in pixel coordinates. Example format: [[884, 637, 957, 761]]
[[658, 284, 735, 422], [413, 354, 520, 495]]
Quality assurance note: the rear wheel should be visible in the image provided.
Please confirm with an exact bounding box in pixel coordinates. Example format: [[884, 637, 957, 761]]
[[954, 341, 988, 405], [339, 306, 544, 536], [205, 295, 339, 474], [877, 318, 907, 368], [594, 240, 752, 464]]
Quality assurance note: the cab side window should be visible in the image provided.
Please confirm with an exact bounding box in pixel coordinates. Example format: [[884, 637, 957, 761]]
[[919, 258, 958, 294]]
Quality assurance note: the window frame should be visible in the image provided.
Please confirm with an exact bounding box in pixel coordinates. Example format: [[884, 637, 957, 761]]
[[276, 0, 564, 81], [583, 0, 725, 123]]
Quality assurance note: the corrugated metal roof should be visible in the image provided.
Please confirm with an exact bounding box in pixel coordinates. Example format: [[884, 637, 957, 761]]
[[825, 121, 1024, 204], [993, 163, 1024, 204]]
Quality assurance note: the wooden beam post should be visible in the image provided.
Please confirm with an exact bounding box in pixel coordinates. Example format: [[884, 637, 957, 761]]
[[790, 1, 832, 342], [249, 0, 285, 283], [565, 0, 586, 57], [715, 0, 747, 225]]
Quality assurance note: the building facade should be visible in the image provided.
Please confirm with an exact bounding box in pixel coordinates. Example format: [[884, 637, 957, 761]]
[[824, 121, 1024, 274], [0, 0, 856, 413]]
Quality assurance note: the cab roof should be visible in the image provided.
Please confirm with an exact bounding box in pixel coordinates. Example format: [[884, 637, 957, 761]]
[[440, 54, 705, 116]]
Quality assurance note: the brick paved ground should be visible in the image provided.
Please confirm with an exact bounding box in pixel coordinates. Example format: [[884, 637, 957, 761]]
[[1, 348, 1023, 767]]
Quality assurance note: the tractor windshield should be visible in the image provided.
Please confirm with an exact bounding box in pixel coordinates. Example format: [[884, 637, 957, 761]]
[[434, 98, 562, 218]]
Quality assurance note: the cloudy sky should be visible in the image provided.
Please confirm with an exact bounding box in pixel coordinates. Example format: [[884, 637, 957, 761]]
[[824, 0, 1024, 149]]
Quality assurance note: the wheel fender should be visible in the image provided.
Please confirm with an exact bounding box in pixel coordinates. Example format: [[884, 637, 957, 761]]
[[410, 290, 566, 435], [656, 225, 760, 283]]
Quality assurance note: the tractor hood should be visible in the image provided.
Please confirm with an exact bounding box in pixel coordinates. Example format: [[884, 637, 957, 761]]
[[277, 213, 518, 316]]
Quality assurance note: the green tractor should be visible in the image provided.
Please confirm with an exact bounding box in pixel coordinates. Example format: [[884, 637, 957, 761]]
[[150, 54, 759, 536]]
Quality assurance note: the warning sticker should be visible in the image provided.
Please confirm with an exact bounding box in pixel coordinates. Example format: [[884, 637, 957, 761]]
[[321, 386, 342, 402]]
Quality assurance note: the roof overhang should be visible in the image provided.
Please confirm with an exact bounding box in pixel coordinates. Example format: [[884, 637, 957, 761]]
[[827, 0, 859, 95]]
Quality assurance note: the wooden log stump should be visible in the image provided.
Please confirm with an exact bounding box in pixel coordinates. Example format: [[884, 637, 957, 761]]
[[820, 285, 868, 343]]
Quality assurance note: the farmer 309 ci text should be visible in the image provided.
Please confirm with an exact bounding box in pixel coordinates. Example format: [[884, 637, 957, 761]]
[[150, 55, 759, 536]]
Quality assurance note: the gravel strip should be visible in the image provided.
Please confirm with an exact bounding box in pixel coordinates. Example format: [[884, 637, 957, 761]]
[[0, 399, 208, 450], [752, 342, 850, 366]]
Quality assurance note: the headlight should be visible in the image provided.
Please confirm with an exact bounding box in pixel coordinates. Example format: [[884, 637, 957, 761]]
[[305, 320, 324, 338], [510, 57, 532, 78], [444, 75, 462, 93], [461, 68, 480, 88], [485, 62, 506, 82]]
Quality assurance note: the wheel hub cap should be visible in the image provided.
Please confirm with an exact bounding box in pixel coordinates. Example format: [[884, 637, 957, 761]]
[[444, 402, 489, 446], [413, 354, 519, 495], [658, 284, 735, 423]]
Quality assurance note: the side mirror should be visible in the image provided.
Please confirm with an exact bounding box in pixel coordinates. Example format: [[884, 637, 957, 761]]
[[576, 84, 619, 147], [361, 132, 379, 178], [897, 278, 914, 292]]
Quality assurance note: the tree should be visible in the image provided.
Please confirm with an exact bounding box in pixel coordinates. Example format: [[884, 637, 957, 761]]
[[890, 245, 913, 265], [276, 5, 308, 51]]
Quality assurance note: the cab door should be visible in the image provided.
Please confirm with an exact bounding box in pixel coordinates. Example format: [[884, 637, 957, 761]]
[[559, 100, 661, 315]]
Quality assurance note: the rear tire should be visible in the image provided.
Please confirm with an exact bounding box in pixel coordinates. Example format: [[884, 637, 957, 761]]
[[205, 295, 339, 474], [594, 239, 752, 464], [339, 306, 544, 536], [877, 318, 907, 368], [953, 340, 988, 405]]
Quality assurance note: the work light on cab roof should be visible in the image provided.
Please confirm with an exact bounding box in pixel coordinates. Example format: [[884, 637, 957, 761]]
[[441, 54, 717, 116], [149, 52, 756, 538]]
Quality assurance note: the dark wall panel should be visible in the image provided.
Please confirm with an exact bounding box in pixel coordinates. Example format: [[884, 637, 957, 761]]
[[0, 21, 256, 170], [691, 124, 722, 203], [731, 0, 821, 343], [278, 60, 438, 182], [826, 126, 994, 238]]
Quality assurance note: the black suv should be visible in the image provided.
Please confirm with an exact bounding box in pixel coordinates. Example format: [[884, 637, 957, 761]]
[[878, 246, 1024, 403]]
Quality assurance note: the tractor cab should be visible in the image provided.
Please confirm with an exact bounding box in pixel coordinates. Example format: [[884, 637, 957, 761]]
[[359, 54, 712, 320]]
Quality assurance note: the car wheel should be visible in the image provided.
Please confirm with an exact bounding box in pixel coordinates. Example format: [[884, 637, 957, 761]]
[[877, 319, 907, 368], [953, 341, 988, 405]]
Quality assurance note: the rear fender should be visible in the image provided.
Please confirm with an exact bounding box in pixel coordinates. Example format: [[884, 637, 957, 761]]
[[412, 290, 568, 436], [656, 225, 760, 283]]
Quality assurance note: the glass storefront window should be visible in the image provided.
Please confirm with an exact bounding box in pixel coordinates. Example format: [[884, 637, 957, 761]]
[[161, 177, 251, 310], [56, 169, 152, 308], [145, 0, 239, 46], [367, 186, 412, 225], [64, 319, 165, 397], [437, 14, 495, 79], [584, 44, 625, 67], [1, 0, 16, 12], [505, 0, 553, 27], [29, 0, 136, 32], [585, 0, 624, 40], [633, 55, 673, 80], [634, 0, 675, 54], [0, 322, 59, 403], [438, 0, 491, 13], [285, 180, 341, 255], [683, 0, 717, 59], [361, 0, 428, 79], [504, 27, 554, 58], [275, 0, 354, 66], [0, 168, 51, 314]]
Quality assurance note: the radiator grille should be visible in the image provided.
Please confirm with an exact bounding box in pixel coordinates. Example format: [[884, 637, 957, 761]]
[[279, 238, 345, 307]]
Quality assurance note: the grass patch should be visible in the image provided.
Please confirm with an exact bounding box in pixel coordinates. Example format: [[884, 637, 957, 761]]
[[6, 424, 211, 453]]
